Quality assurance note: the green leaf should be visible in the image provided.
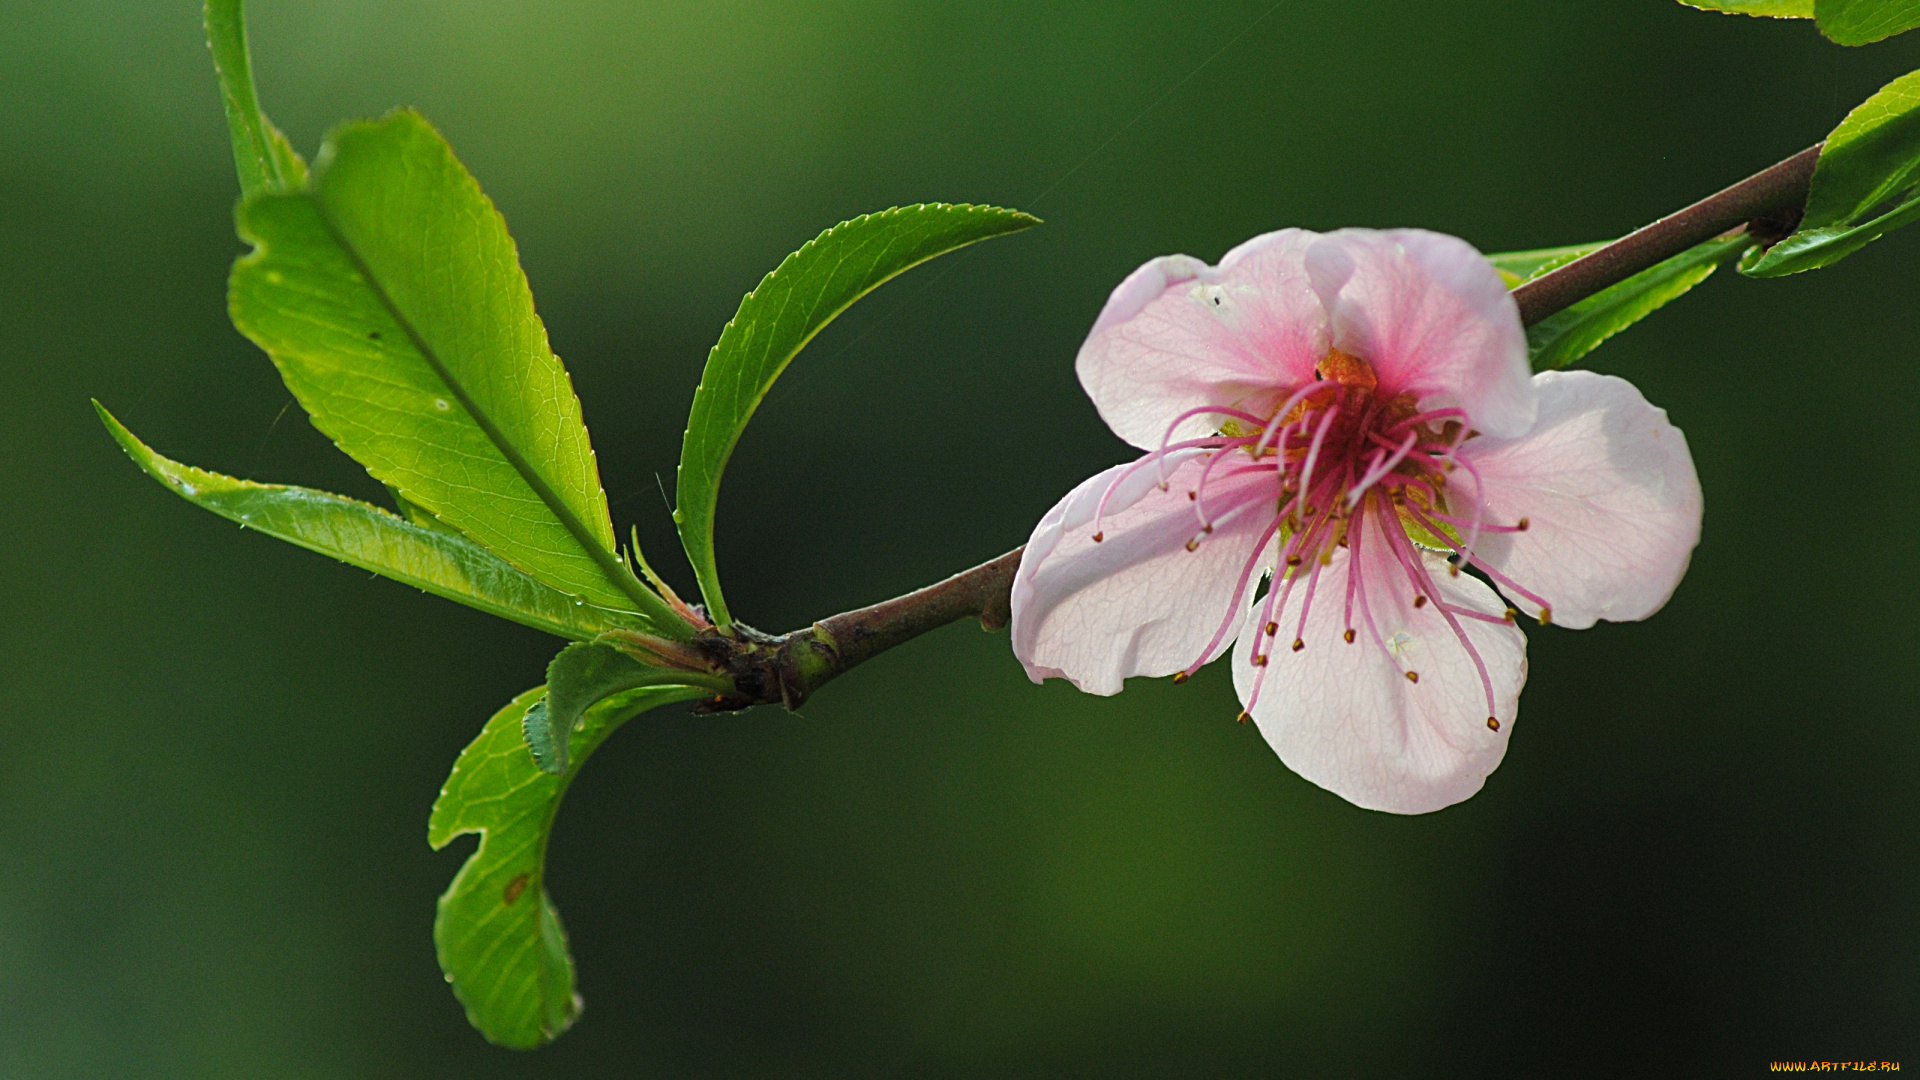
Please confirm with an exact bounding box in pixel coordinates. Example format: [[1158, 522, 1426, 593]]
[[1678, 0, 1814, 16], [228, 110, 687, 636], [204, 0, 305, 197], [1740, 188, 1920, 274], [1805, 69, 1920, 227], [1485, 242, 1608, 288], [1523, 235, 1747, 371], [674, 203, 1039, 626], [384, 483, 464, 535], [1743, 69, 1920, 274], [528, 640, 718, 773], [430, 683, 707, 1049], [97, 403, 649, 642], [1817, 0, 1920, 42]]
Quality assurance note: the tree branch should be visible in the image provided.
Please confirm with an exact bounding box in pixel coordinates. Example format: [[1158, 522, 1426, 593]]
[[701, 142, 1826, 710], [1511, 143, 1821, 325]]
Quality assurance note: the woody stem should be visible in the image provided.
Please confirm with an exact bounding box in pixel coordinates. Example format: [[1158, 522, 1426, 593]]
[[1511, 143, 1821, 324]]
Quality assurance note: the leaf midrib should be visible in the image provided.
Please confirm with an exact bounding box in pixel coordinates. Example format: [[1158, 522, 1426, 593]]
[[306, 199, 684, 636]]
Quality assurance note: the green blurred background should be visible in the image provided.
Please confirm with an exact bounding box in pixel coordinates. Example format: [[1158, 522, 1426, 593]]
[[3, 1, 1916, 1075]]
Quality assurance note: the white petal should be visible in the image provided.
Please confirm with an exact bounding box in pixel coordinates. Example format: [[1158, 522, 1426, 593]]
[[1012, 454, 1279, 695], [1076, 230, 1329, 450], [1232, 511, 1527, 814], [1454, 370, 1703, 629], [1308, 229, 1536, 437]]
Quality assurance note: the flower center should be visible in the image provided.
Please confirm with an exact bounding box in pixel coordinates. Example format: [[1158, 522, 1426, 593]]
[[1097, 348, 1545, 734], [1263, 349, 1458, 555]]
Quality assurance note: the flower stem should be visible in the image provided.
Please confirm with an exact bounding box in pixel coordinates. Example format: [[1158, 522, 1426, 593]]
[[704, 143, 1825, 710]]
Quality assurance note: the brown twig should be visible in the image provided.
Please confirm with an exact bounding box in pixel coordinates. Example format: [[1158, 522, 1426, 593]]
[[704, 142, 1826, 710], [1512, 143, 1821, 325], [690, 549, 1024, 711]]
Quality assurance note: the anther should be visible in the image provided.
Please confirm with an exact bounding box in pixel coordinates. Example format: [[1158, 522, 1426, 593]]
[[1092, 531, 1104, 543], [1337, 535, 1350, 548], [1343, 628, 1356, 644], [1503, 607, 1517, 623], [1172, 672, 1189, 685], [1291, 638, 1304, 652], [1235, 710, 1252, 724], [1413, 595, 1428, 609], [1486, 716, 1500, 732], [1538, 605, 1553, 626], [1187, 491, 1197, 501], [1202, 524, 1214, 534], [1404, 671, 1420, 684], [1185, 539, 1199, 552], [1516, 517, 1530, 531], [1285, 555, 1302, 568], [1255, 653, 1269, 666], [1265, 621, 1278, 636], [1447, 564, 1459, 577]]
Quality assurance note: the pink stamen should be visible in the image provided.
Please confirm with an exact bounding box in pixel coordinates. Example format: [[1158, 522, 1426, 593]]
[[1178, 518, 1283, 679], [1242, 571, 1289, 713], [1399, 501, 1553, 618], [1375, 499, 1499, 723], [1447, 451, 1492, 560], [1291, 536, 1329, 652], [1462, 556, 1552, 617], [1347, 430, 1418, 507], [1385, 406, 1468, 435], [1155, 404, 1272, 488], [1190, 449, 1279, 525], [1342, 498, 1363, 641], [1252, 403, 1294, 457], [1295, 404, 1341, 515], [1185, 492, 1273, 551], [1274, 482, 1345, 641], [1439, 603, 1515, 625], [1192, 461, 1286, 528], [1255, 380, 1333, 454], [1349, 508, 1406, 678], [1090, 439, 1228, 539]]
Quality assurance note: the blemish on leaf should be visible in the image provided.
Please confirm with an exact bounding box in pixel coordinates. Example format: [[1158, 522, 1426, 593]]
[[502, 872, 531, 905]]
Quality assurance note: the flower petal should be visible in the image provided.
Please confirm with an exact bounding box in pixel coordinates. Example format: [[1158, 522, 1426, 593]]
[[1232, 511, 1527, 814], [1077, 230, 1328, 450], [1306, 229, 1535, 437], [1013, 453, 1280, 694], [1454, 370, 1703, 629]]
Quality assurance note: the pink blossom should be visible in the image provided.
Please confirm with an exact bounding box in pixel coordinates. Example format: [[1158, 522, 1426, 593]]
[[1011, 229, 1703, 813]]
